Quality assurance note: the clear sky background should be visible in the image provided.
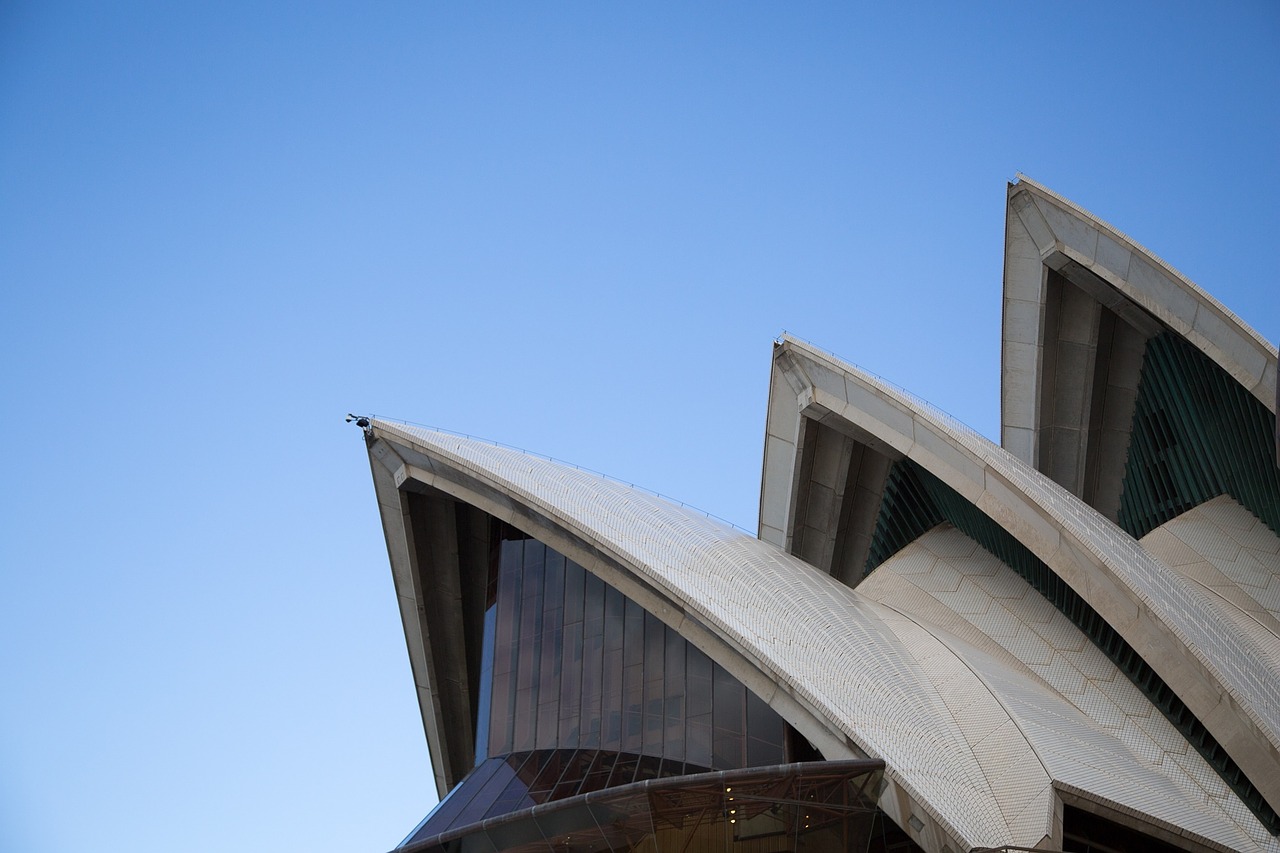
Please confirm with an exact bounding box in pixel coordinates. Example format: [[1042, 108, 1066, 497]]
[[1, 3, 1277, 852]]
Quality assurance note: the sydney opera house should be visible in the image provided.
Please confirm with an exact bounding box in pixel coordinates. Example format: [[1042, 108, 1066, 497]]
[[358, 178, 1280, 852]]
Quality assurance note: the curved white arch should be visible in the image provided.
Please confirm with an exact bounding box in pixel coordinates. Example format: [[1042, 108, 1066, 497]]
[[1004, 176, 1276, 414], [1001, 177, 1278, 512], [863, 527, 1274, 850], [763, 337, 1280, 821]]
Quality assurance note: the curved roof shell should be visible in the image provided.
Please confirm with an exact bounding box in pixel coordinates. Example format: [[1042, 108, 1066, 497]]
[[362, 177, 1280, 853], [759, 336, 1280, 845], [1001, 176, 1278, 521], [365, 416, 1263, 852]]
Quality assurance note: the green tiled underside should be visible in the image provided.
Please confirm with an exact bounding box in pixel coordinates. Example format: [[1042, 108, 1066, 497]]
[[1118, 330, 1279, 539]]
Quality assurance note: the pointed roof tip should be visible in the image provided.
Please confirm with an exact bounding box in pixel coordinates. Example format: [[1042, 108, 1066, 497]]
[[345, 412, 374, 434], [775, 335, 992, 448], [1010, 172, 1049, 193], [1002, 173, 1279, 365], [1009, 173, 1058, 199]]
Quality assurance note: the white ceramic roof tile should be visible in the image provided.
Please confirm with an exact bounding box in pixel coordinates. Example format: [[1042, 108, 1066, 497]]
[[1145, 496, 1280, 625], [1002, 782, 1055, 847], [984, 667, 1261, 851], [869, 526, 1276, 849], [1012, 176, 1278, 376], [782, 340, 1280, 757]]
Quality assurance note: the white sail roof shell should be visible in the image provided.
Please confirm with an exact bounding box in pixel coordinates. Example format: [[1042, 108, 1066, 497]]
[[367, 418, 1259, 851]]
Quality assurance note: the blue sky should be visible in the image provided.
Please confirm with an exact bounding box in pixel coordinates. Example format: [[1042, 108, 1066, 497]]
[[1, 3, 1277, 852]]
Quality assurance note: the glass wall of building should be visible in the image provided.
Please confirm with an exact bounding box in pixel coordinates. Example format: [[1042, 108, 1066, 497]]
[[400, 523, 798, 848], [479, 527, 788, 769]]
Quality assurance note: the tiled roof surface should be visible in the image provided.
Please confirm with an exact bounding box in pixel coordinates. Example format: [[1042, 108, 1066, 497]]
[[369, 418, 1262, 850]]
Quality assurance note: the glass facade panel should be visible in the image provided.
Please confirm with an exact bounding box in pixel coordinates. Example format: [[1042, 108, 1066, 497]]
[[401, 760, 893, 853], [477, 524, 789, 772], [405, 524, 799, 847]]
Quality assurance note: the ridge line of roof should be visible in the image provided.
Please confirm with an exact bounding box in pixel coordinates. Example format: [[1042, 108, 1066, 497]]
[[774, 337, 1280, 747], [1012, 174, 1276, 355], [368, 417, 753, 533]]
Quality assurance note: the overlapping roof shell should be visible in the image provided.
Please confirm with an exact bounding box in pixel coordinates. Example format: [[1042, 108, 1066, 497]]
[[363, 178, 1280, 852]]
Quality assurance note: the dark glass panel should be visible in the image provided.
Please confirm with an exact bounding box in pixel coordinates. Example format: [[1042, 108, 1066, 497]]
[[712, 728, 742, 769], [664, 625, 685, 688], [663, 698, 685, 756], [513, 546, 543, 754], [605, 753, 638, 788], [521, 538, 546, 573], [687, 645, 713, 718], [644, 611, 665, 681], [600, 586, 625, 753], [464, 527, 806, 827], [528, 750, 569, 797], [603, 583, 624, 625], [623, 598, 644, 667], [535, 699, 559, 750], [514, 619, 537, 691], [713, 664, 744, 733], [662, 629, 687, 758], [535, 559, 563, 749], [549, 751, 595, 801], [582, 571, 604, 631], [562, 560, 584, 626], [746, 684, 785, 762], [472, 605, 496, 764], [518, 545, 543, 643], [601, 645, 623, 751], [492, 542, 522, 678], [643, 678, 665, 755], [579, 631, 604, 749], [687, 719, 713, 768], [656, 757, 685, 779], [634, 754, 663, 782], [747, 735, 785, 767], [641, 613, 665, 756], [451, 757, 526, 829], [622, 664, 644, 754], [512, 687, 536, 753], [579, 751, 614, 795], [579, 573, 604, 749], [482, 775, 536, 820], [488, 541, 523, 757], [621, 606, 645, 753], [556, 626, 582, 744], [406, 758, 503, 844], [542, 550, 565, 610]]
